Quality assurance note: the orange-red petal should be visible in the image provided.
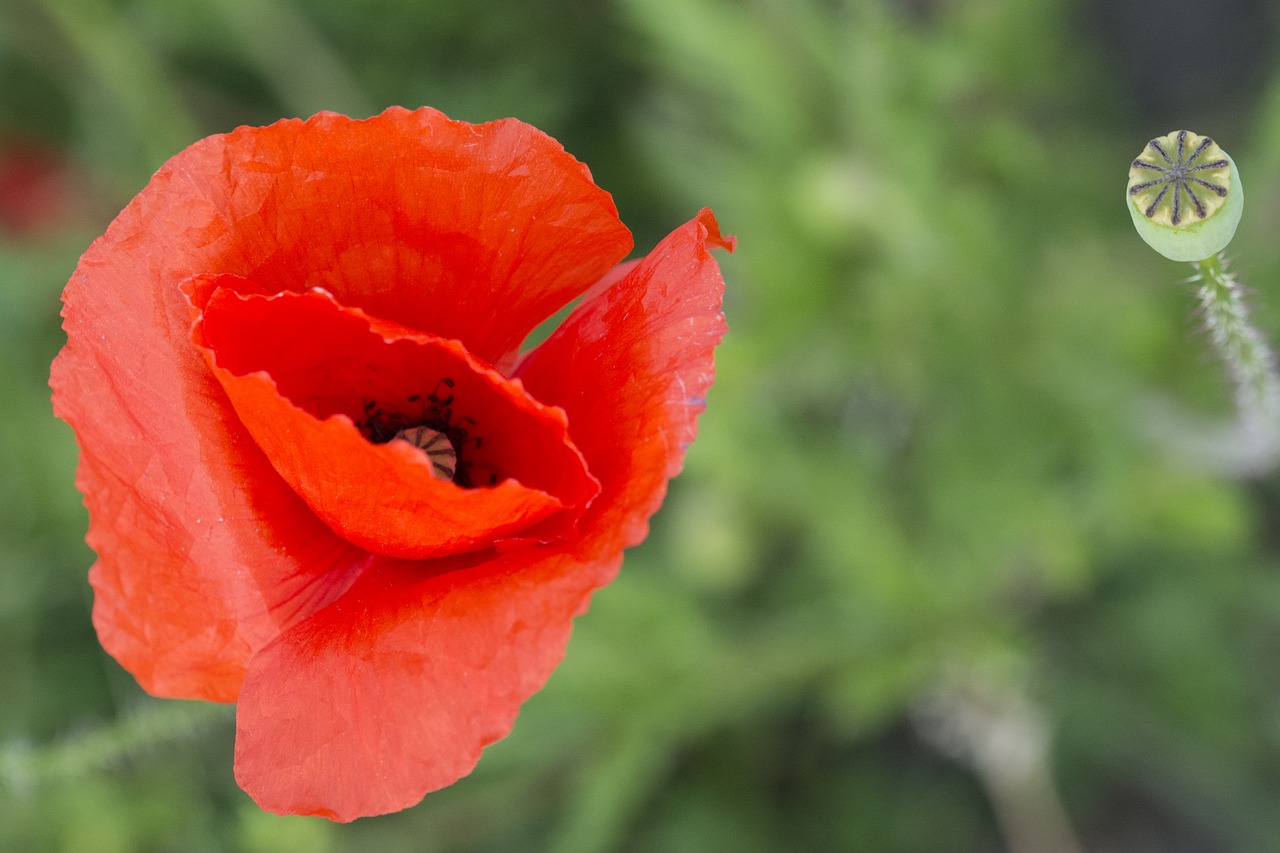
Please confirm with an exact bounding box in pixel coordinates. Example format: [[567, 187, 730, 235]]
[[51, 275, 367, 702], [193, 281, 598, 558], [231, 209, 732, 819], [518, 208, 734, 555], [234, 548, 619, 821], [169, 107, 632, 362]]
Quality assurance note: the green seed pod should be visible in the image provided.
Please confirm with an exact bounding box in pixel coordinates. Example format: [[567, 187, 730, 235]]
[[1127, 130, 1243, 262]]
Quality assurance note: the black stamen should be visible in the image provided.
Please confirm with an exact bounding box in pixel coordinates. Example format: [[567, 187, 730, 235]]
[[355, 379, 487, 487]]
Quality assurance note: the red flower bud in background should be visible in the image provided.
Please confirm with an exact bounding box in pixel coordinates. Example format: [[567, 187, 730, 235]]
[[49, 107, 733, 820], [0, 137, 77, 236]]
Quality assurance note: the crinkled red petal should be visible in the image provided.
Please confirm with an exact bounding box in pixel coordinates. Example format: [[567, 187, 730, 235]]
[[518, 208, 734, 553], [51, 273, 367, 702], [175, 107, 632, 362], [232, 209, 732, 819], [191, 279, 598, 559], [234, 549, 620, 821]]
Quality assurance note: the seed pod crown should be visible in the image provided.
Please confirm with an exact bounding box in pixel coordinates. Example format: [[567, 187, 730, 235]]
[[1127, 130, 1243, 262]]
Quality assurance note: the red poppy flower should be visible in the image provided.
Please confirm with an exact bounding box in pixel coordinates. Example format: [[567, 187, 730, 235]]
[[50, 107, 732, 821]]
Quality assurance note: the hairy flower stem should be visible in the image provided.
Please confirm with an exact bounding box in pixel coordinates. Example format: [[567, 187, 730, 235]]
[[1189, 253, 1280, 451], [913, 671, 1083, 853], [1, 701, 231, 793]]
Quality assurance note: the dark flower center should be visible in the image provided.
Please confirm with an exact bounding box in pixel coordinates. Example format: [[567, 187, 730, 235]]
[[356, 378, 492, 487]]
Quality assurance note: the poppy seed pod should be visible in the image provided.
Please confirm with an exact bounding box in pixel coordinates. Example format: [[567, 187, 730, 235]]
[[1127, 130, 1243, 262]]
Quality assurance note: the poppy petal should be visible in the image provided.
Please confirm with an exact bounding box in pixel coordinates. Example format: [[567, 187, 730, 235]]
[[170, 107, 632, 362], [51, 273, 368, 701], [517, 208, 734, 553], [233, 549, 617, 820], [236, 545, 619, 819], [230, 210, 731, 820], [193, 281, 599, 559]]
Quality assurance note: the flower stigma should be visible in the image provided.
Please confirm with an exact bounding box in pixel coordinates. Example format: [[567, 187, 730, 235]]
[[394, 425, 457, 480], [1128, 130, 1230, 227]]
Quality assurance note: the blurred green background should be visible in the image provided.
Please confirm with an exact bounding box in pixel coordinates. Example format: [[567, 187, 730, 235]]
[[5, 0, 1280, 850]]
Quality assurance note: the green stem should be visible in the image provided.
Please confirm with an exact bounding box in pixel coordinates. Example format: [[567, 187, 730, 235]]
[[1, 701, 231, 792], [1189, 253, 1280, 441], [914, 672, 1083, 853]]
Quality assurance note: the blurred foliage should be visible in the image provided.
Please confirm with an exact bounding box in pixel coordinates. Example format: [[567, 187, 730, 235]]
[[3, 0, 1280, 850]]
